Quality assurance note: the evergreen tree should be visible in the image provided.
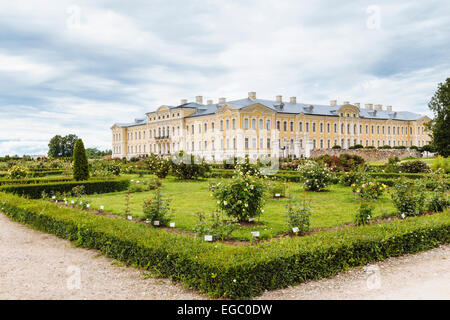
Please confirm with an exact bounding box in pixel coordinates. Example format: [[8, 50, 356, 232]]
[[73, 139, 89, 181], [428, 78, 450, 157]]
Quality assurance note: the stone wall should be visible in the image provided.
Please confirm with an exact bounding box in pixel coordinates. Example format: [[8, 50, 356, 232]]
[[310, 148, 422, 162]]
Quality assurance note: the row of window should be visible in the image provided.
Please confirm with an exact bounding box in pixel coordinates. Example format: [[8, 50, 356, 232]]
[[120, 137, 429, 155]]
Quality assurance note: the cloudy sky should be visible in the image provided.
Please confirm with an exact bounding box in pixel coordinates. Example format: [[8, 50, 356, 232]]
[[0, 0, 448, 156]]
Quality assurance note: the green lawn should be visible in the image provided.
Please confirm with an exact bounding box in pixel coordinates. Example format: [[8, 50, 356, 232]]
[[75, 174, 397, 241]]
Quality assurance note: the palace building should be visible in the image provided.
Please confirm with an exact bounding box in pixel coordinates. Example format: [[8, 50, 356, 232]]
[[111, 92, 431, 160]]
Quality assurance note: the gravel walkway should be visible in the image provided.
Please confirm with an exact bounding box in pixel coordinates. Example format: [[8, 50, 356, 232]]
[[1, 213, 448, 300]]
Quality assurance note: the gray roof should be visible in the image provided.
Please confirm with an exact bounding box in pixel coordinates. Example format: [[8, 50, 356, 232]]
[[118, 97, 425, 127], [186, 98, 424, 121]]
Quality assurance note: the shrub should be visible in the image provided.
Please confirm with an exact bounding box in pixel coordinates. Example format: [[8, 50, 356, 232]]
[[352, 180, 388, 200], [379, 145, 392, 149], [339, 170, 367, 187], [236, 156, 260, 177], [153, 158, 171, 179], [388, 157, 400, 164], [399, 160, 430, 173], [297, 161, 332, 191], [315, 154, 364, 172], [0, 179, 130, 199], [391, 179, 427, 217], [106, 163, 121, 176], [431, 156, 449, 174], [426, 173, 449, 212], [365, 146, 375, 149], [142, 188, 172, 226], [332, 145, 341, 149], [349, 144, 363, 149], [285, 200, 311, 235], [171, 152, 210, 180], [193, 211, 236, 241], [212, 170, 265, 222], [354, 201, 374, 226], [73, 139, 89, 181], [8, 166, 27, 179]]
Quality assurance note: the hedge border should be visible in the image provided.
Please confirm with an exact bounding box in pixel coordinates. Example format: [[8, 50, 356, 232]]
[[0, 179, 130, 199], [0, 192, 448, 298]]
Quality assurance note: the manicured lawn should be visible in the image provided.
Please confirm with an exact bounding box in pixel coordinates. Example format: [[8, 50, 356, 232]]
[[75, 174, 397, 240]]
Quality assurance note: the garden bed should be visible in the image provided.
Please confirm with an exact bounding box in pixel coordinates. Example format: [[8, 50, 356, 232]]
[[1, 192, 448, 299]]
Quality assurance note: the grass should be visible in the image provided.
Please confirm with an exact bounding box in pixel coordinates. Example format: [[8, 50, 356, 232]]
[[74, 174, 397, 241]]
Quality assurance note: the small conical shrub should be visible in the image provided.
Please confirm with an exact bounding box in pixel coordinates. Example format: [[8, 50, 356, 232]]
[[73, 139, 89, 181]]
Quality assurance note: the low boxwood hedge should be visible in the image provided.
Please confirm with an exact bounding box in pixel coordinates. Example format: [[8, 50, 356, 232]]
[[0, 178, 130, 198], [0, 177, 73, 186], [0, 192, 448, 298]]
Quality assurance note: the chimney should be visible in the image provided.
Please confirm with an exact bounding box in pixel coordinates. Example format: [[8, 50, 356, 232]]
[[375, 104, 382, 110], [354, 102, 360, 108], [330, 100, 337, 106], [218, 97, 226, 104], [180, 99, 188, 105], [207, 99, 213, 105], [386, 105, 392, 111], [195, 96, 203, 104], [290, 96, 297, 104], [365, 103, 373, 110], [248, 92, 256, 100], [343, 101, 350, 105], [276, 95, 282, 103]]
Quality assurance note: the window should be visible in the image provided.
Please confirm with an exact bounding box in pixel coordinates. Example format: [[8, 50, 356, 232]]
[[341, 124, 344, 134], [327, 140, 331, 148], [371, 125, 374, 134], [260, 138, 264, 149], [191, 125, 194, 134], [259, 119, 263, 130], [320, 123, 323, 133], [377, 126, 380, 134], [212, 140, 215, 150], [347, 124, 350, 134], [212, 122, 215, 132], [312, 122, 316, 133], [204, 141, 208, 150], [245, 138, 249, 149], [244, 119, 249, 130], [267, 138, 271, 149], [266, 119, 271, 130], [233, 138, 236, 149], [299, 121, 303, 132], [277, 121, 281, 131], [204, 123, 207, 133], [359, 125, 362, 134], [232, 119, 236, 130], [226, 119, 229, 130], [354, 125, 357, 134], [334, 123, 337, 133], [252, 119, 256, 130], [320, 139, 323, 149], [327, 123, 330, 133], [283, 121, 287, 132], [306, 122, 309, 132], [252, 138, 256, 148], [220, 120, 224, 131], [198, 124, 201, 134], [290, 121, 294, 132]]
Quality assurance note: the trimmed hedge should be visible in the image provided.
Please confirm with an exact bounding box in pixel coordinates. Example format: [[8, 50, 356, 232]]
[[0, 192, 448, 298], [0, 177, 73, 186], [0, 179, 130, 198]]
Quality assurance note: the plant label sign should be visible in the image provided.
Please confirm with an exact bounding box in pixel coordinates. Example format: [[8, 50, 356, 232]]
[[248, 218, 255, 222], [292, 227, 299, 233], [153, 220, 160, 226], [251, 231, 260, 238], [100, 205, 104, 211], [204, 235, 213, 242], [127, 216, 132, 221], [275, 193, 281, 198], [170, 222, 175, 228]]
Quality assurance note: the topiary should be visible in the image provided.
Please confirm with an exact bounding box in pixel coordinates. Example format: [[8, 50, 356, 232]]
[[73, 139, 89, 181]]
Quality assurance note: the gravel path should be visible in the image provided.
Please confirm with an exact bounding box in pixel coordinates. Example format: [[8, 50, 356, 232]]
[[1, 213, 449, 300]]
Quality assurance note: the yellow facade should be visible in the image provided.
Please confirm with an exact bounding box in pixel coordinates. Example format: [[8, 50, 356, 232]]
[[111, 93, 431, 160]]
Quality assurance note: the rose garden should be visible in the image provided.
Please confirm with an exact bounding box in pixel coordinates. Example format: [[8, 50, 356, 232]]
[[0, 143, 449, 298]]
